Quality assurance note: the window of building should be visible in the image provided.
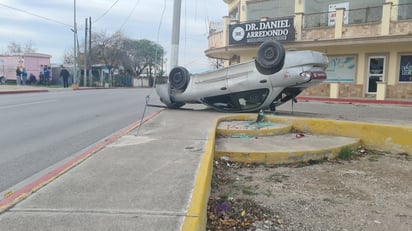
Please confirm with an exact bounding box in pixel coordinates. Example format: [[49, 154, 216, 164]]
[[246, 0, 294, 21], [304, 0, 384, 27], [399, 55, 412, 82], [305, 0, 384, 14], [398, 0, 412, 20], [325, 56, 356, 82]]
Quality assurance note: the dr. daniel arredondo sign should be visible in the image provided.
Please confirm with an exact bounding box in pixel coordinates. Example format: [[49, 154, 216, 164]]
[[229, 17, 295, 45]]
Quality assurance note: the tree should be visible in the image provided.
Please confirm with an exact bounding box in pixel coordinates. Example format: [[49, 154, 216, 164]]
[[88, 31, 164, 78], [7, 41, 37, 53], [62, 48, 74, 64], [89, 31, 125, 70], [122, 38, 165, 78]]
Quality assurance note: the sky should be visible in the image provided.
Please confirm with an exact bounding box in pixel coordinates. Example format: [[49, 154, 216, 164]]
[[0, 0, 227, 73]]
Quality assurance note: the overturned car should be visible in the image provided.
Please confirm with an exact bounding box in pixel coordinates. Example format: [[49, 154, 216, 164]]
[[157, 40, 328, 112]]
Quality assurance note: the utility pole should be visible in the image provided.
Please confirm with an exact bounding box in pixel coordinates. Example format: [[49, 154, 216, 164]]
[[89, 17, 92, 86], [170, 0, 181, 69], [73, 0, 78, 86], [84, 17, 88, 87]]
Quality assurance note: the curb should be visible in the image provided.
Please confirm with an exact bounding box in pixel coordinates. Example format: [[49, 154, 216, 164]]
[[0, 90, 48, 94], [0, 109, 163, 213], [181, 122, 216, 231], [182, 114, 412, 230]]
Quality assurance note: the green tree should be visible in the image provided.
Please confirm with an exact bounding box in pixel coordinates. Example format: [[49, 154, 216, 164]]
[[88, 32, 164, 78], [123, 38, 165, 78]]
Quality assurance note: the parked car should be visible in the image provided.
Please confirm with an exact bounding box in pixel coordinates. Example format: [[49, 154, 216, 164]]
[[156, 40, 328, 112]]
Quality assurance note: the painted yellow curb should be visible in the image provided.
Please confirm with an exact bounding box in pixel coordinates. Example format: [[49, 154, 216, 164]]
[[216, 114, 412, 155], [182, 114, 411, 230], [215, 141, 360, 164], [181, 120, 216, 231], [217, 122, 291, 137]]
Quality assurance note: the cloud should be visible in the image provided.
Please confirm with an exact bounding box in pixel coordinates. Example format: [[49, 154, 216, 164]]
[[0, 0, 227, 71]]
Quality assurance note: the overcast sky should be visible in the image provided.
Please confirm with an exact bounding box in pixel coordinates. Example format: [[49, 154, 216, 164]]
[[0, 0, 227, 72]]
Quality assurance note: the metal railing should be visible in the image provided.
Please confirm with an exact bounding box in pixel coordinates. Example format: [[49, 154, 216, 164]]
[[346, 6, 382, 24], [303, 5, 382, 28], [303, 11, 329, 28]]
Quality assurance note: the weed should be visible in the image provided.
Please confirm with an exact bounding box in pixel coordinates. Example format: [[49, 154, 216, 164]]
[[224, 191, 234, 199], [368, 155, 380, 162], [263, 189, 272, 197], [211, 173, 219, 187], [242, 186, 258, 195], [337, 147, 355, 160]]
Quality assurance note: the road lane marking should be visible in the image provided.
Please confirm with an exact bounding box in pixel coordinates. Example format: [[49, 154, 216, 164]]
[[0, 100, 57, 110]]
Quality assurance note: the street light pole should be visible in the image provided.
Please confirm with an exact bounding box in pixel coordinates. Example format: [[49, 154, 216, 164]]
[[170, 0, 181, 69], [73, 0, 77, 86]]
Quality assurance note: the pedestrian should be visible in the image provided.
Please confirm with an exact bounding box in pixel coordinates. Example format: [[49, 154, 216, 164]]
[[29, 73, 36, 85], [60, 65, 70, 88], [43, 65, 50, 86], [16, 66, 22, 85], [22, 68, 28, 85], [39, 72, 44, 85]]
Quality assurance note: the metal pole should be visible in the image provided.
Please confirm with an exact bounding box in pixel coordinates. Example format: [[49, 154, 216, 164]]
[[170, 0, 181, 68], [73, 0, 77, 86], [84, 17, 88, 87]]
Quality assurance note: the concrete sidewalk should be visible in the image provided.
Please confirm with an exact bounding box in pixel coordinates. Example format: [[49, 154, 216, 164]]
[[0, 108, 219, 231], [0, 85, 106, 94]]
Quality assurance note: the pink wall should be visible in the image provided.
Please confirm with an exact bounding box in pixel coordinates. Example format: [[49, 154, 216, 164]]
[[0, 53, 51, 80]]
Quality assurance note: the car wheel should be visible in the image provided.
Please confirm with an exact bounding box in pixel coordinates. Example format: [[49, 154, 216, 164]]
[[255, 40, 285, 75], [169, 66, 190, 91], [0, 76, 6, 84]]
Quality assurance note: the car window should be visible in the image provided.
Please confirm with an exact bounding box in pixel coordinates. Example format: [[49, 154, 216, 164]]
[[202, 89, 269, 112]]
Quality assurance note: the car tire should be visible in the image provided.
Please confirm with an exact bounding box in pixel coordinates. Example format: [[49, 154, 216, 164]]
[[255, 40, 285, 75], [169, 66, 190, 91]]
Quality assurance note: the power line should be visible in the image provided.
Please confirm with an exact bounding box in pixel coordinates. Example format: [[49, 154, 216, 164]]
[[119, 0, 141, 30], [93, 0, 121, 23], [0, 3, 72, 27]]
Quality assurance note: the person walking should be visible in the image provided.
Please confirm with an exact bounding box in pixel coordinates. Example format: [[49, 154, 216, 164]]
[[15, 66, 22, 85], [60, 65, 70, 88], [21, 68, 28, 85], [43, 65, 50, 86]]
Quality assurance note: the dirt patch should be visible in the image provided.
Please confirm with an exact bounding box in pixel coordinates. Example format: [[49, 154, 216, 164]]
[[207, 150, 412, 231]]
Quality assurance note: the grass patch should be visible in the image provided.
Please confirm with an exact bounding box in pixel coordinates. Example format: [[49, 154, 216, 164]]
[[337, 147, 356, 160], [368, 155, 381, 162]]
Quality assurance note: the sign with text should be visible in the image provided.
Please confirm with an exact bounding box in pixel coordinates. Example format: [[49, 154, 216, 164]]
[[229, 17, 295, 45], [328, 2, 349, 26]]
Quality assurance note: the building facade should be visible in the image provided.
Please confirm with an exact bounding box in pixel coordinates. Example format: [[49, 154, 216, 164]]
[[207, 0, 412, 100], [0, 53, 51, 82]]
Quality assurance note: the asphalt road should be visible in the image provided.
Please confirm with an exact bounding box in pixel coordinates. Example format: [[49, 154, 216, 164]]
[[0, 88, 161, 194]]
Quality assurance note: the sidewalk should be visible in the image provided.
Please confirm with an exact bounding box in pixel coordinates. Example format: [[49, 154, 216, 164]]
[[297, 96, 412, 106], [0, 85, 104, 94], [0, 85, 50, 94], [0, 108, 219, 231]]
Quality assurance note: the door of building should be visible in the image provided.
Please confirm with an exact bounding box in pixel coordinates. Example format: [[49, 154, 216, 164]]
[[367, 56, 385, 94]]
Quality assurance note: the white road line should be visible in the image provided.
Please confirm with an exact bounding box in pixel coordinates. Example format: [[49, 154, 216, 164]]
[[0, 100, 57, 110]]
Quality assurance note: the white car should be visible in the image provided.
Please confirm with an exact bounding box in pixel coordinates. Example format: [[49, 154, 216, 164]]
[[157, 40, 328, 112]]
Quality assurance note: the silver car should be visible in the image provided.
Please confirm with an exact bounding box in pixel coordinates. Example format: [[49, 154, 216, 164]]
[[157, 40, 328, 112]]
